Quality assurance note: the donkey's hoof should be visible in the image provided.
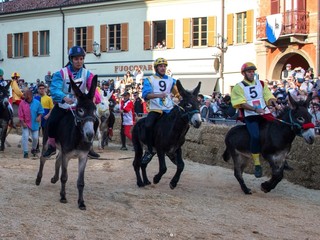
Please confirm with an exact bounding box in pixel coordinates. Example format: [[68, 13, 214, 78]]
[[137, 181, 145, 187], [78, 201, 86, 210], [261, 182, 271, 193], [60, 198, 68, 204], [241, 186, 252, 194], [35, 178, 41, 186], [51, 177, 59, 184], [169, 181, 177, 189]]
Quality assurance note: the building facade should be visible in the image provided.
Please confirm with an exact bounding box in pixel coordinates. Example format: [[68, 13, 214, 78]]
[[0, 0, 259, 95], [256, 0, 318, 82]]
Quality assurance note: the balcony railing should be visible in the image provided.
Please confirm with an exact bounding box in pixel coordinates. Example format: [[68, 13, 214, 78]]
[[256, 10, 309, 40]]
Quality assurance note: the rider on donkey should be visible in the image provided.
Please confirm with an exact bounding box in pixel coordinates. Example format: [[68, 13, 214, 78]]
[[231, 62, 279, 178], [141, 58, 180, 164], [0, 69, 15, 127], [43, 46, 101, 158]]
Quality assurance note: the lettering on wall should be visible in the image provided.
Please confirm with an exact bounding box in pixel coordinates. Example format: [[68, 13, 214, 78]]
[[114, 64, 153, 73]]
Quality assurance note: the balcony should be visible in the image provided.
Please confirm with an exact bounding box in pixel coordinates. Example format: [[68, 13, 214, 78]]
[[256, 10, 309, 43]]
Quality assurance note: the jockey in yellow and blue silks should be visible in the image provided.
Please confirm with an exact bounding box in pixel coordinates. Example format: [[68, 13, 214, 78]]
[[43, 46, 101, 159], [141, 58, 180, 164], [231, 62, 278, 178]]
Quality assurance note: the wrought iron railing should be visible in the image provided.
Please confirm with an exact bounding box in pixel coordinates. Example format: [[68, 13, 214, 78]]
[[256, 10, 309, 39]]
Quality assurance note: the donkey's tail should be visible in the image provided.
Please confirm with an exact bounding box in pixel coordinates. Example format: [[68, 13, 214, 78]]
[[222, 147, 231, 162]]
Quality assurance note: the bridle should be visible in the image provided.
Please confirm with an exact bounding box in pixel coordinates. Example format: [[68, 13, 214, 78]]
[[271, 108, 314, 136], [174, 101, 200, 122], [68, 105, 97, 132]]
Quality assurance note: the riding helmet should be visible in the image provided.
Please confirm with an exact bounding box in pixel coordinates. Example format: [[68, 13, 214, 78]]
[[154, 58, 168, 68], [241, 62, 257, 73], [0, 68, 3, 76], [68, 46, 86, 62], [11, 72, 20, 79]]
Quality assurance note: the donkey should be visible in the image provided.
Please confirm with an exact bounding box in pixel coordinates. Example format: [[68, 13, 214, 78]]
[[223, 92, 315, 194], [0, 83, 11, 151], [36, 76, 98, 210], [132, 80, 202, 189], [96, 90, 112, 149]]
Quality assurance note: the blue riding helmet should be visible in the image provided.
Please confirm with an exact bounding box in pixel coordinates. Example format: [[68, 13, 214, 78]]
[[68, 46, 86, 62]]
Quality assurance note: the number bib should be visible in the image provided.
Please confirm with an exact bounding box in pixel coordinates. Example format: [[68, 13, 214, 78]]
[[239, 79, 269, 117], [148, 75, 175, 111], [58, 67, 88, 109]]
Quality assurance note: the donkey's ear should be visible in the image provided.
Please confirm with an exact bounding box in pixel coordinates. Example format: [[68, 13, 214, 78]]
[[88, 75, 98, 99], [192, 82, 201, 96], [304, 92, 313, 107], [70, 78, 83, 98], [176, 80, 186, 97], [287, 91, 298, 109]]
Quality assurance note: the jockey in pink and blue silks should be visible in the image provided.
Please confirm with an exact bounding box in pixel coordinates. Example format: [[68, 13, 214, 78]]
[[43, 46, 101, 158]]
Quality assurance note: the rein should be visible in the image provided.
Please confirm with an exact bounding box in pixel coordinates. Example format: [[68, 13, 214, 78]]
[[269, 108, 315, 136]]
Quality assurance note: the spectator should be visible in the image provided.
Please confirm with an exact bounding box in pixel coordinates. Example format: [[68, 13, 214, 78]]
[[10, 72, 24, 106], [309, 102, 320, 134], [18, 89, 44, 158], [197, 94, 205, 106], [292, 67, 305, 86], [305, 67, 314, 80], [34, 83, 54, 151], [45, 71, 52, 87], [219, 95, 237, 119], [119, 91, 135, 150], [133, 92, 144, 116], [133, 66, 144, 86], [200, 99, 214, 122], [281, 63, 293, 87]]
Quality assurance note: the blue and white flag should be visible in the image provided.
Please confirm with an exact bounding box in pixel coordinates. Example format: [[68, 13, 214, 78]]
[[266, 14, 282, 43]]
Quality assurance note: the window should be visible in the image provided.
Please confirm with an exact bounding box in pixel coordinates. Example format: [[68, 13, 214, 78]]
[[144, 20, 174, 50], [68, 26, 93, 53], [183, 17, 216, 48], [109, 24, 121, 51], [236, 12, 247, 44], [192, 17, 207, 47], [227, 10, 254, 45], [75, 27, 87, 51], [14, 33, 24, 57], [100, 23, 128, 52], [33, 30, 50, 56], [40, 31, 50, 55], [7, 32, 29, 58]]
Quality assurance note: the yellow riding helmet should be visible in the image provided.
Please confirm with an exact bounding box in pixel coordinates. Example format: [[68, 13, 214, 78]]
[[241, 62, 257, 73], [154, 58, 168, 68], [11, 72, 20, 78]]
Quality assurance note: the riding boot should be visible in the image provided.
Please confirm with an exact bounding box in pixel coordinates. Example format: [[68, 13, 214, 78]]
[[252, 153, 262, 178], [141, 129, 155, 164], [88, 148, 100, 159]]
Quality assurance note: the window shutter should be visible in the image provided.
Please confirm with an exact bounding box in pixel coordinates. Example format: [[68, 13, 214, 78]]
[[144, 21, 151, 50], [166, 19, 174, 49], [7, 34, 13, 58], [121, 23, 128, 51], [271, 0, 280, 14], [227, 14, 234, 45], [23, 32, 29, 57], [100, 24, 107, 52], [246, 9, 254, 43], [183, 18, 191, 48], [86, 26, 94, 53], [32, 31, 38, 56], [207, 16, 216, 47], [68, 28, 74, 51]]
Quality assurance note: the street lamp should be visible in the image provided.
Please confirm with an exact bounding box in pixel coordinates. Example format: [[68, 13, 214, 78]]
[[93, 41, 101, 57], [212, 34, 227, 94]]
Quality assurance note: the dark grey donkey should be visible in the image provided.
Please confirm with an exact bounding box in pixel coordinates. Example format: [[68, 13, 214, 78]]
[[36, 75, 98, 210], [223, 92, 315, 194]]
